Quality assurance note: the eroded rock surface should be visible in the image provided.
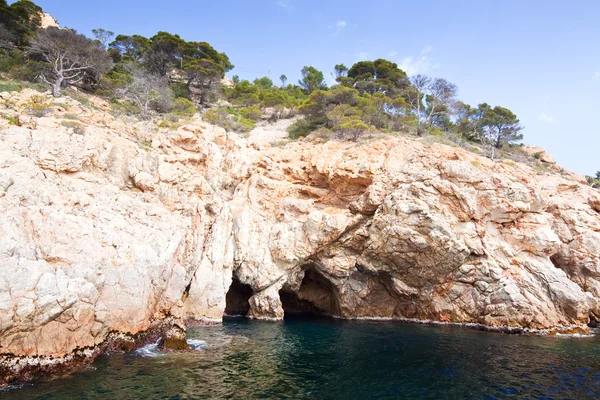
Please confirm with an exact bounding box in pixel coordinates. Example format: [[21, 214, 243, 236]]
[[1, 90, 599, 384]]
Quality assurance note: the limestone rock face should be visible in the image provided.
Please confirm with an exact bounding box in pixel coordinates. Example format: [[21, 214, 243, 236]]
[[39, 12, 60, 29], [1, 90, 599, 384]]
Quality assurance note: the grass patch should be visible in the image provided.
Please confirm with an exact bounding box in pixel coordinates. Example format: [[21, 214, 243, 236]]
[[203, 107, 256, 133], [110, 100, 141, 117], [0, 80, 21, 93], [0, 79, 47, 93], [270, 139, 289, 147], [68, 90, 93, 107], [158, 119, 181, 130], [61, 120, 85, 134], [141, 140, 152, 151], [25, 101, 53, 117], [3, 115, 20, 126], [63, 113, 79, 120]]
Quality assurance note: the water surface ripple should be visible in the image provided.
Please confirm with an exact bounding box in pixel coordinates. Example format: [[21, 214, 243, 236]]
[[4, 316, 600, 399]]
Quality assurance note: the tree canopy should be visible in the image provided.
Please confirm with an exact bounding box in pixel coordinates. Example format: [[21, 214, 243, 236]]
[[0, 0, 42, 46], [341, 59, 408, 98], [0, 0, 526, 154], [298, 66, 326, 94]]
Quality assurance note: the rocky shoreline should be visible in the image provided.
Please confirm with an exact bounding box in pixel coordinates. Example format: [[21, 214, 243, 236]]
[[2, 314, 597, 388], [1, 89, 599, 385]]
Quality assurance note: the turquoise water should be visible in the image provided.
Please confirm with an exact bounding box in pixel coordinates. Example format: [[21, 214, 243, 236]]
[[4, 317, 600, 399]]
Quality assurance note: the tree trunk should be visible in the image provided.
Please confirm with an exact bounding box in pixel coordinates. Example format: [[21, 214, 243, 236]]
[[186, 77, 194, 89], [416, 97, 422, 136], [52, 77, 63, 97], [495, 128, 502, 148], [141, 100, 149, 120]]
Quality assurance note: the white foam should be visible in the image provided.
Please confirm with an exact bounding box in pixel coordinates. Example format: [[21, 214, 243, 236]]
[[186, 339, 208, 350], [134, 338, 162, 358], [554, 333, 596, 338], [0, 383, 26, 392]]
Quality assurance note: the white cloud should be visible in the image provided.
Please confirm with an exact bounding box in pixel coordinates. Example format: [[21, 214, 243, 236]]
[[329, 20, 348, 34], [387, 51, 399, 58], [398, 46, 440, 75], [539, 113, 556, 123], [594, 71, 600, 80], [276, 0, 294, 12]]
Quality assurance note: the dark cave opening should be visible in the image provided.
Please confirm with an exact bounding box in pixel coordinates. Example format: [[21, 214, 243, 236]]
[[224, 277, 253, 316], [280, 269, 340, 318]]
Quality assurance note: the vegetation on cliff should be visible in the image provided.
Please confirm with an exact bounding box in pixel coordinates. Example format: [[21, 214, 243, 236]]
[[2, 0, 524, 160], [588, 172, 600, 188]]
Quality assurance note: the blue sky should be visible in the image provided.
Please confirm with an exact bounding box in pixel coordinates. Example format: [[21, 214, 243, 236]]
[[31, 0, 600, 175]]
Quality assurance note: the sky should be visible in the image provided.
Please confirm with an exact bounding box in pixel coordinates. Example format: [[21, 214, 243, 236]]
[[28, 0, 600, 175]]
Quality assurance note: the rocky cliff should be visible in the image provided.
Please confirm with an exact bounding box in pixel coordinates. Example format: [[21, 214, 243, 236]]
[[1, 89, 599, 385]]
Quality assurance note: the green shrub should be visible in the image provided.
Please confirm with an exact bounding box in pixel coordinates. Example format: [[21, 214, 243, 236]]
[[110, 100, 141, 116], [259, 89, 295, 108], [237, 117, 256, 132], [10, 61, 46, 83], [3, 115, 20, 126], [171, 82, 191, 100], [223, 106, 240, 117], [287, 116, 327, 139], [203, 109, 225, 126], [141, 140, 152, 151], [336, 120, 370, 141], [425, 125, 444, 136], [0, 51, 20, 73], [240, 105, 262, 121], [309, 127, 334, 142], [171, 98, 196, 118], [30, 95, 47, 104], [25, 102, 53, 117], [203, 107, 256, 133], [157, 119, 181, 130]]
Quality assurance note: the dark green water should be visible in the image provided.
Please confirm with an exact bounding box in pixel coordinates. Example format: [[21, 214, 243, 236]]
[[3, 317, 600, 399]]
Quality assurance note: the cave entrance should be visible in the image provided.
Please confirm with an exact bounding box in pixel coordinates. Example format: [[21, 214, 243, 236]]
[[280, 269, 340, 318], [224, 277, 253, 316]]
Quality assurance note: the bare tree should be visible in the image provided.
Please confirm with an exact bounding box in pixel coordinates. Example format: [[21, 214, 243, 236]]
[[92, 28, 115, 50], [424, 78, 458, 127], [476, 130, 500, 161], [406, 74, 430, 136], [115, 63, 171, 119], [29, 27, 113, 97]]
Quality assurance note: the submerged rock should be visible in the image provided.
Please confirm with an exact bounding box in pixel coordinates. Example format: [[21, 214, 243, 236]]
[[0, 89, 599, 385]]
